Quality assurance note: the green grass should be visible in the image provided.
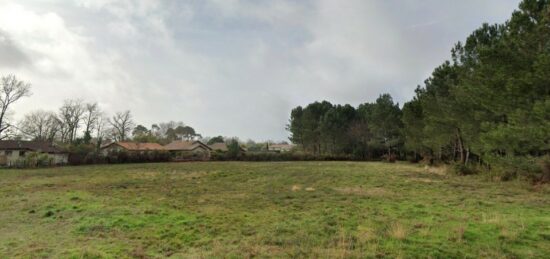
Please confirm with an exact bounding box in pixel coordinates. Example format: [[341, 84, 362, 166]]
[[0, 162, 549, 258]]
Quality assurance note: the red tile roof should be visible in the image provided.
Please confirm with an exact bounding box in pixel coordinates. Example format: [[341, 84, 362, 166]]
[[164, 141, 211, 151], [105, 142, 164, 151], [208, 143, 228, 151]]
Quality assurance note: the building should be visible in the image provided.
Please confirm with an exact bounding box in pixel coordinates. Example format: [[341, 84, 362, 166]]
[[209, 142, 229, 152], [100, 142, 165, 156], [208, 142, 246, 153], [164, 140, 212, 160], [268, 143, 294, 153], [0, 140, 68, 166]]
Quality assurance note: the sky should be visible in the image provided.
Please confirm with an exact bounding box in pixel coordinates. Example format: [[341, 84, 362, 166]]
[[0, 0, 521, 141]]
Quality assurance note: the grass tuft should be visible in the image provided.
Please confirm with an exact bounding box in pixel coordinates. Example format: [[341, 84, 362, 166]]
[[388, 223, 407, 240]]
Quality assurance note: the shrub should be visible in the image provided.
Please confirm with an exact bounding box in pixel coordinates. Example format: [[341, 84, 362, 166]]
[[538, 156, 550, 184], [486, 155, 541, 181], [406, 153, 421, 163], [450, 162, 478, 176], [24, 152, 39, 168], [226, 139, 243, 159], [36, 153, 52, 167], [381, 153, 397, 163], [388, 154, 397, 163], [105, 150, 171, 164], [211, 151, 357, 162], [9, 152, 54, 168], [83, 152, 105, 164]]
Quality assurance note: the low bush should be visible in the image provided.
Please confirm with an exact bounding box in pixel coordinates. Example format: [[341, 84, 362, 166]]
[[68, 150, 171, 165], [382, 153, 397, 163], [406, 153, 421, 163], [486, 155, 542, 182], [211, 151, 359, 162], [106, 151, 171, 164], [11, 152, 54, 168], [450, 162, 478, 176], [538, 156, 550, 184]]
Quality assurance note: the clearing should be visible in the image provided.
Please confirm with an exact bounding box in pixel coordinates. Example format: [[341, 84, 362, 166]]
[[0, 162, 549, 258]]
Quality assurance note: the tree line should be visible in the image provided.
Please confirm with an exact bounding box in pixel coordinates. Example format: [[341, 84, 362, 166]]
[[0, 73, 280, 156], [287, 94, 401, 160], [288, 0, 550, 180], [0, 75, 204, 152]]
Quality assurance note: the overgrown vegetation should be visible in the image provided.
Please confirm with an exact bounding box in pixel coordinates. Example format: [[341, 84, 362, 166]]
[[11, 152, 53, 168], [288, 0, 550, 182], [0, 162, 548, 257], [211, 151, 355, 162]]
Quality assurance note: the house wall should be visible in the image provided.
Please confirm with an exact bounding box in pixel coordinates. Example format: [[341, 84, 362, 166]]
[[52, 154, 69, 164], [0, 150, 68, 166], [101, 145, 125, 156], [0, 150, 22, 166], [194, 147, 211, 159]]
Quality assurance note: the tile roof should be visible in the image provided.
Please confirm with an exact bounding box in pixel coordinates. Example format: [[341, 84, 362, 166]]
[[106, 142, 165, 151], [0, 140, 66, 154], [208, 143, 228, 151], [164, 141, 211, 151]]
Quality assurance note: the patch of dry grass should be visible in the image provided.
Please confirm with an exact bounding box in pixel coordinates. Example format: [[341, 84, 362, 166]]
[[424, 165, 449, 176], [388, 223, 407, 240], [333, 186, 392, 197], [356, 225, 376, 243]]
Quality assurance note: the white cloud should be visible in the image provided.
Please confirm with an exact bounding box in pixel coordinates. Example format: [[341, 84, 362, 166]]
[[0, 3, 132, 118], [0, 0, 521, 140]]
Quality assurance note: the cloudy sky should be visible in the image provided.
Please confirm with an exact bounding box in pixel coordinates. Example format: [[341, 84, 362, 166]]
[[0, 0, 520, 141]]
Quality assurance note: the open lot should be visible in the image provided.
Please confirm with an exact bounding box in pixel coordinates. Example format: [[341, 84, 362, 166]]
[[0, 162, 549, 258]]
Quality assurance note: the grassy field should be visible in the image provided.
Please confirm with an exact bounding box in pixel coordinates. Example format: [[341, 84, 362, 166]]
[[0, 162, 549, 258]]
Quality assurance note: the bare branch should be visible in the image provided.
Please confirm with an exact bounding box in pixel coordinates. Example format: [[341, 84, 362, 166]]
[[0, 74, 32, 138]]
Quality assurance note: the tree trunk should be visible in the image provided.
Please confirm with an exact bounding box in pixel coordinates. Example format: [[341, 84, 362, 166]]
[[452, 140, 457, 162], [541, 160, 550, 184], [456, 128, 466, 165]]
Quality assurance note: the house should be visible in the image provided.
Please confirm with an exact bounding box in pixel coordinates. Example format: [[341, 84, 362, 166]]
[[208, 142, 246, 153], [268, 143, 294, 153], [0, 140, 68, 166], [209, 142, 228, 152], [164, 140, 212, 160], [100, 142, 164, 156]]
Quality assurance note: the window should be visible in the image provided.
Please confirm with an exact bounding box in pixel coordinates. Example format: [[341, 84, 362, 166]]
[[19, 151, 26, 156]]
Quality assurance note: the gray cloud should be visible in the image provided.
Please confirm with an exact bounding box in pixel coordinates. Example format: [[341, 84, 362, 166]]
[[0, 0, 521, 141], [0, 31, 30, 68]]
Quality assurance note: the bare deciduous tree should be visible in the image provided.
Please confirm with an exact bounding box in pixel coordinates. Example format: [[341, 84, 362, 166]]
[[0, 75, 31, 139], [83, 102, 100, 136], [18, 110, 59, 142], [109, 110, 134, 141], [94, 113, 109, 148], [58, 99, 85, 143], [81, 102, 101, 144]]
